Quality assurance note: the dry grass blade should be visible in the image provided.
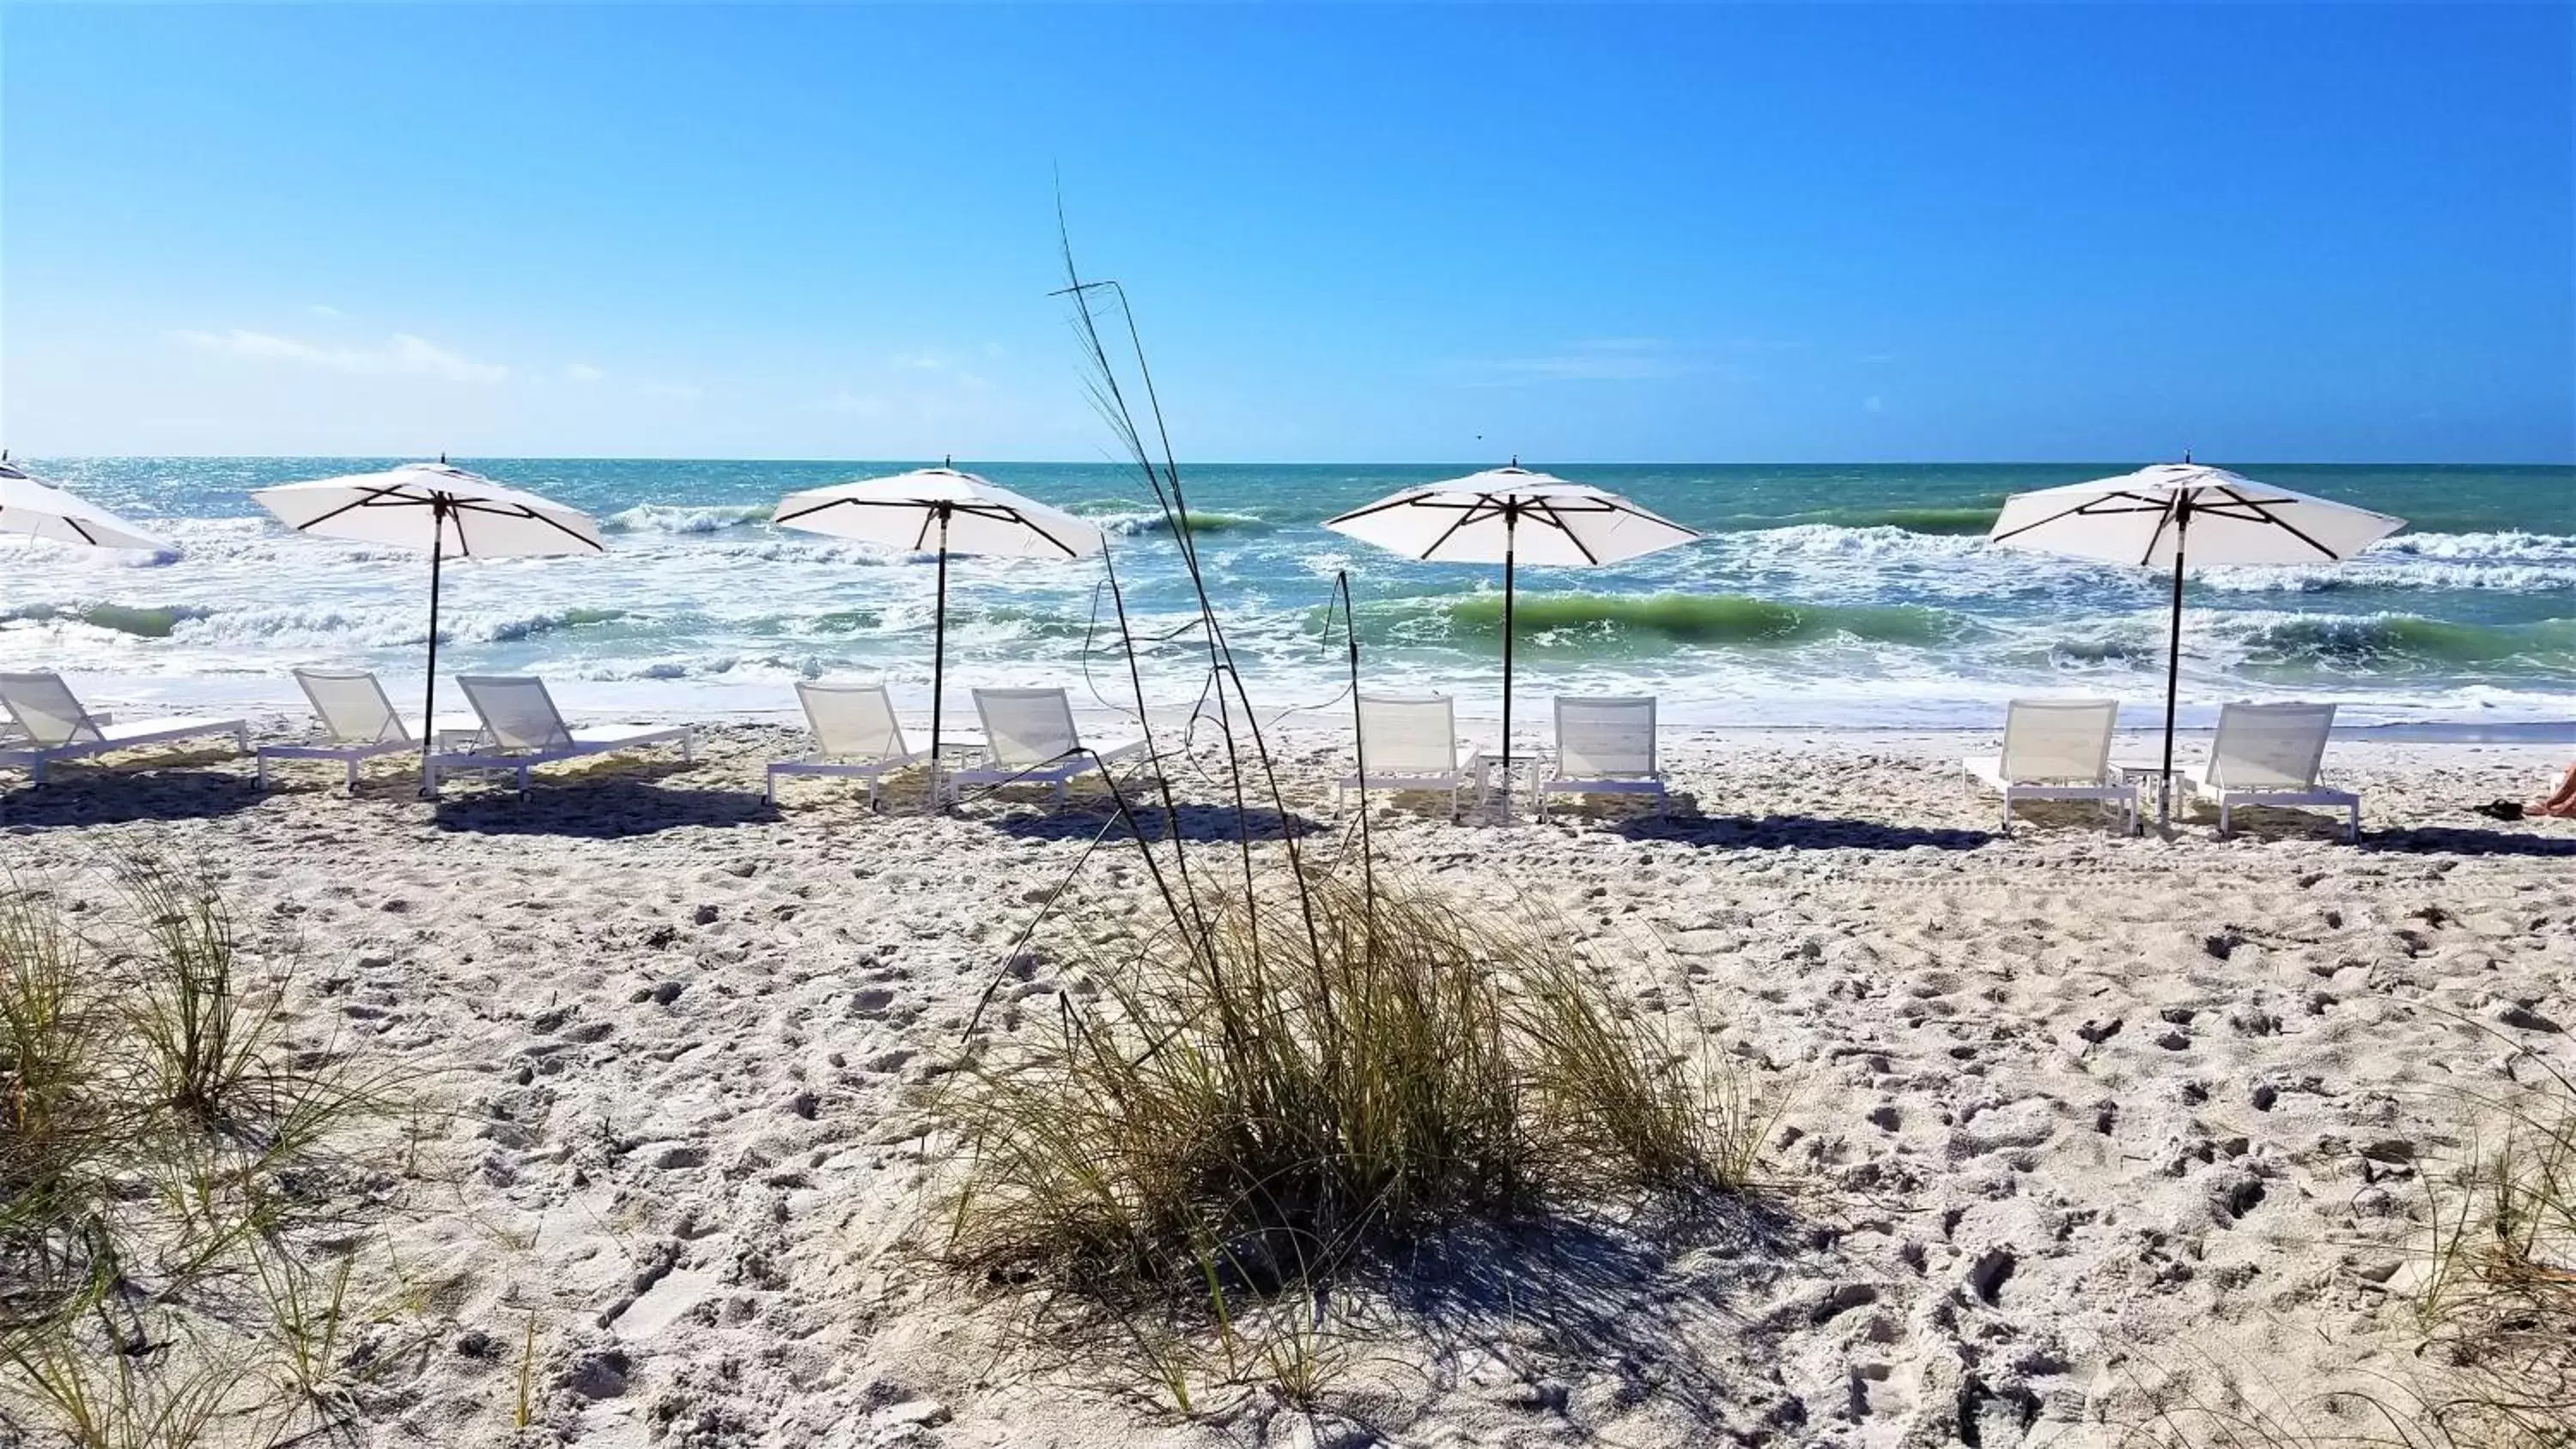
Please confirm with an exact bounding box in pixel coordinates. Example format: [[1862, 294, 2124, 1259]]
[[936, 868, 1762, 1309], [2410, 1045, 2576, 1448], [0, 852, 427, 1448]]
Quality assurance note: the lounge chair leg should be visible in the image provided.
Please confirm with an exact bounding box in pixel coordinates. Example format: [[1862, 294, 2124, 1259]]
[[2219, 802, 2232, 836], [346, 760, 361, 792], [258, 756, 270, 790], [2347, 804, 2359, 843]]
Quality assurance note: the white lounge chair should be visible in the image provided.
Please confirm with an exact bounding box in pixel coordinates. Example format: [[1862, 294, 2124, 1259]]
[[1537, 695, 1667, 822], [256, 669, 478, 791], [950, 688, 1146, 805], [764, 681, 937, 809], [2180, 701, 2359, 841], [0, 671, 247, 785], [1336, 694, 1488, 822], [425, 676, 694, 797], [1964, 698, 2136, 834]]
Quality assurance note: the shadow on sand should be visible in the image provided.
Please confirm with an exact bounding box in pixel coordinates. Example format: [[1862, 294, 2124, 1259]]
[[1354, 1198, 1812, 1430], [982, 798, 1327, 845], [429, 775, 778, 838], [1619, 811, 1998, 852], [0, 767, 263, 829], [2362, 823, 2576, 858], [993, 1194, 1819, 1435]]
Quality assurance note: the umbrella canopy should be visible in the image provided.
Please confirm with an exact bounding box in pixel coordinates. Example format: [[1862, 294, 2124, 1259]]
[[0, 460, 171, 552], [252, 462, 604, 557], [773, 466, 1104, 808], [1987, 461, 2406, 827], [1989, 463, 2404, 568], [1323, 464, 1701, 811], [252, 462, 606, 790], [772, 467, 1101, 560], [1323, 466, 1698, 567]]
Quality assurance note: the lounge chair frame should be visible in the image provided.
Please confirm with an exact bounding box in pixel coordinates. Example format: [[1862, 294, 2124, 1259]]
[[256, 668, 477, 791], [764, 681, 934, 809], [2180, 701, 2359, 841], [1337, 694, 1490, 822], [0, 672, 248, 785], [1535, 695, 1667, 822], [1965, 698, 2136, 834], [425, 676, 694, 797], [948, 688, 1146, 806]]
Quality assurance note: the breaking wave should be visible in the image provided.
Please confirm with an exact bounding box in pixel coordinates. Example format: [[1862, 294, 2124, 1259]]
[[1347, 591, 1965, 653]]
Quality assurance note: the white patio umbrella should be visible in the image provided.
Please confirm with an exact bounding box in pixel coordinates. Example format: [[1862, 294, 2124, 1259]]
[[771, 464, 1103, 805], [1, 458, 171, 552], [252, 461, 605, 784], [1987, 459, 2405, 826], [1322, 464, 1701, 808]]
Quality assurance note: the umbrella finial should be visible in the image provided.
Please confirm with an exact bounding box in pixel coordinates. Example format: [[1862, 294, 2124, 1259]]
[[440, 452, 448, 465], [1510, 454, 1519, 468], [944, 454, 952, 470], [2183, 449, 2192, 464]]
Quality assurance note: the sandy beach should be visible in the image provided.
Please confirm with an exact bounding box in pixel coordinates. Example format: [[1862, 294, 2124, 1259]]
[[3, 718, 2570, 1448]]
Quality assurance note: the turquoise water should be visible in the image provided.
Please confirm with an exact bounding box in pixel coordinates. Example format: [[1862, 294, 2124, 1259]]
[[3, 458, 2570, 728]]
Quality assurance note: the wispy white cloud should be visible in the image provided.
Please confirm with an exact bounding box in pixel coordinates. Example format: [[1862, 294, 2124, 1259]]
[[636, 381, 702, 402], [1454, 337, 1711, 384], [305, 303, 345, 320], [811, 390, 888, 416], [173, 329, 509, 384], [886, 350, 993, 391], [564, 362, 605, 383]]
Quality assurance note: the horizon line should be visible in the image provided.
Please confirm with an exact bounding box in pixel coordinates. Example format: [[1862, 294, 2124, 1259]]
[[11, 453, 2573, 470]]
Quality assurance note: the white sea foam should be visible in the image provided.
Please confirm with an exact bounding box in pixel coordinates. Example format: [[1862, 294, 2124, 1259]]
[[8, 488, 2569, 733], [604, 503, 775, 534]]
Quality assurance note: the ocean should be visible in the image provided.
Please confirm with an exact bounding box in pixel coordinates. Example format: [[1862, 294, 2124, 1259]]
[[3, 458, 2571, 732]]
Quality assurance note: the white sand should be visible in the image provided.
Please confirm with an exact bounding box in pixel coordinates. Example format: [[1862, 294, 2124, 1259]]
[[3, 723, 2571, 1447]]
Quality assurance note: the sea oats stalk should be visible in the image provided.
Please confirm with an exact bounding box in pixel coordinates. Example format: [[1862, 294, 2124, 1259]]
[[929, 225, 1768, 1410]]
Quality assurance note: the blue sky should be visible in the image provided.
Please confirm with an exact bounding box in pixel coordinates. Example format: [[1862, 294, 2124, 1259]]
[[5, 3, 2569, 463]]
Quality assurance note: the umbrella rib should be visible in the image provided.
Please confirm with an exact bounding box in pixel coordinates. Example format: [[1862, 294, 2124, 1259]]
[[1528, 498, 1601, 565], [993, 508, 1084, 560], [772, 498, 852, 526], [290, 484, 423, 533], [1322, 492, 1439, 526], [2135, 493, 2189, 568], [485, 499, 603, 553], [1989, 494, 2142, 543], [2214, 485, 2343, 561], [1413, 496, 1497, 561]]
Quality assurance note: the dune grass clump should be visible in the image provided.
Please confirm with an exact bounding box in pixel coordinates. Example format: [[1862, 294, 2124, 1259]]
[[0, 857, 414, 1448], [2113, 1046, 2576, 1449], [2411, 1050, 2576, 1448], [938, 869, 1761, 1314]]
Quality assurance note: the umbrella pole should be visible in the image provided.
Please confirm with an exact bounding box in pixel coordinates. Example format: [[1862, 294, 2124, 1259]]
[[2158, 509, 2190, 830], [1499, 518, 1516, 818], [419, 504, 446, 796], [929, 510, 950, 812]]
